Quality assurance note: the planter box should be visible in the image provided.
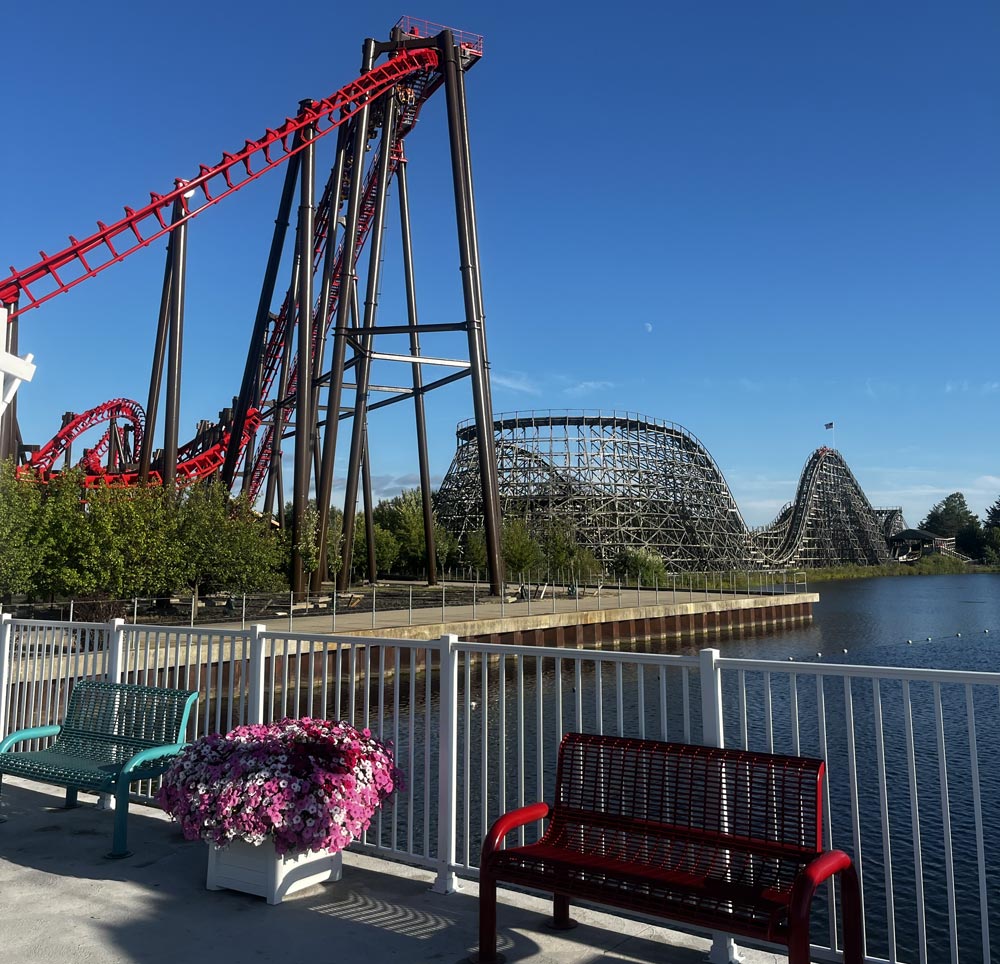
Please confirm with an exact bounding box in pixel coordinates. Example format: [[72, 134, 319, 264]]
[[206, 837, 343, 905]]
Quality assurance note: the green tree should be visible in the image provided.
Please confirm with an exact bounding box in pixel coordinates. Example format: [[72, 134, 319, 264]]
[[434, 521, 459, 576], [351, 516, 399, 581], [0, 461, 42, 597], [373, 488, 431, 577], [34, 468, 101, 598], [539, 520, 577, 574], [612, 547, 668, 585], [86, 483, 185, 598], [181, 483, 287, 595], [501, 519, 543, 578], [921, 492, 985, 559], [984, 496, 1000, 530], [465, 527, 487, 574]]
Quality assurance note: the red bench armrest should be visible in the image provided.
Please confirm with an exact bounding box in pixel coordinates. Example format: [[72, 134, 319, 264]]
[[789, 849, 852, 924], [481, 802, 551, 862]]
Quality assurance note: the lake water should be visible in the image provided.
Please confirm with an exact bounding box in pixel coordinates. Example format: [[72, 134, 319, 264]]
[[716, 572, 1000, 671]]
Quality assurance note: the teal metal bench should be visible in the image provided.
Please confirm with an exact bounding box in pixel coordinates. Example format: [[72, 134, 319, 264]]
[[0, 679, 197, 857]]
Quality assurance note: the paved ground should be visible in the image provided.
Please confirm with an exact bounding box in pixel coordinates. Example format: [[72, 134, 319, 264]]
[[0, 778, 788, 964]]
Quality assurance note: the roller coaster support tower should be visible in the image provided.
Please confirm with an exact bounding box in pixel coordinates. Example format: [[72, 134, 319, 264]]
[[0, 19, 505, 598]]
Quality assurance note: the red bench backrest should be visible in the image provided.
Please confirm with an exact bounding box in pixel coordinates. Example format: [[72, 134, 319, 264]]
[[554, 733, 825, 858]]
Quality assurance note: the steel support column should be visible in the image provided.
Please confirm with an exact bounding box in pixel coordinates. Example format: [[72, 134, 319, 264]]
[[439, 31, 503, 595], [362, 422, 377, 582], [291, 105, 317, 595], [397, 157, 439, 585], [162, 193, 188, 489], [138, 235, 174, 483]]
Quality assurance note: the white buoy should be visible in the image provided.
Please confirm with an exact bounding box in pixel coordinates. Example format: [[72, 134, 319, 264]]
[[957, 632, 962, 638], [842, 648, 848, 653], [927, 637, 932, 641], [906, 639, 912, 644], [816, 652, 822, 657]]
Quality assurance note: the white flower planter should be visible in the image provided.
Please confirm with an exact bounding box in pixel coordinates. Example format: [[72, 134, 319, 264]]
[[205, 837, 343, 905]]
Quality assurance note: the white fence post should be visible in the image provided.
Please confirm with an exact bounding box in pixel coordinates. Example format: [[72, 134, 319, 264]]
[[432, 633, 461, 894], [699, 647, 724, 749], [106, 618, 126, 684], [700, 647, 740, 964], [0, 614, 12, 741], [247, 625, 267, 725]]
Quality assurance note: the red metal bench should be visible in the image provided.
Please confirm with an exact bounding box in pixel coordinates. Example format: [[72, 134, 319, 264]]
[[478, 732, 863, 963]]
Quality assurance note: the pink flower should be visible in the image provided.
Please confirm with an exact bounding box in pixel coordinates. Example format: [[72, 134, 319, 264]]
[[156, 717, 402, 857]]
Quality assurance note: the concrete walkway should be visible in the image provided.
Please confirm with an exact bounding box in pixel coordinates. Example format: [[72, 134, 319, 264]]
[[219, 584, 815, 642], [0, 778, 788, 964]]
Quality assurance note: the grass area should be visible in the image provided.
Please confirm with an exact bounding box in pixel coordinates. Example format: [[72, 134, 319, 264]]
[[803, 555, 999, 582]]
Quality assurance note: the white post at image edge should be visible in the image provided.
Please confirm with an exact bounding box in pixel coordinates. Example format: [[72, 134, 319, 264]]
[[432, 633, 461, 894], [0, 614, 12, 742]]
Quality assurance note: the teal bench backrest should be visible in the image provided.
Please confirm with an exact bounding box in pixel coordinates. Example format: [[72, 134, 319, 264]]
[[60, 680, 197, 752]]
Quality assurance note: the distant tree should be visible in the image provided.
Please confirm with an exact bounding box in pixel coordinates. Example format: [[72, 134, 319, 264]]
[[325, 506, 344, 578], [351, 516, 398, 581], [539, 521, 577, 574], [465, 528, 487, 574], [611, 547, 668, 585], [434, 522, 459, 576], [921, 492, 985, 559], [983, 496, 1000, 567], [501, 519, 544, 578]]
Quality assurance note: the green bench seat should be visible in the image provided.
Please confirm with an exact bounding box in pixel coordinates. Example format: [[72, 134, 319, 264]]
[[0, 679, 197, 857]]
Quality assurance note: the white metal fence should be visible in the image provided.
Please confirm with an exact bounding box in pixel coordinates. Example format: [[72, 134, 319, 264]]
[[1, 613, 996, 964]]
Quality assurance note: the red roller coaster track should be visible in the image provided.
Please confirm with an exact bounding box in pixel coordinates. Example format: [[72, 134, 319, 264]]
[[5, 31, 458, 489], [0, 47, 438, 317]]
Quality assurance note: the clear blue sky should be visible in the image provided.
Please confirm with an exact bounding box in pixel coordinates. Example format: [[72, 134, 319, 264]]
[[3, 2, 998, 527]]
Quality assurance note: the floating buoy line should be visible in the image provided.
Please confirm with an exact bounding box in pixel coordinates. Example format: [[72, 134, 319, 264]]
[[784, 628, 993, 661]]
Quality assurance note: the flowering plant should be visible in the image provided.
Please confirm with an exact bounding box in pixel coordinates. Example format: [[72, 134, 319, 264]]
[[157, 718, 401, 856]]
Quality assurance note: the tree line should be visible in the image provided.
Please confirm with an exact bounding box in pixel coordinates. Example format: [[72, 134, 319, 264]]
[[1, 462, 995, 605], [919, 491, 1000, 563], [0, 464, 286, 601]]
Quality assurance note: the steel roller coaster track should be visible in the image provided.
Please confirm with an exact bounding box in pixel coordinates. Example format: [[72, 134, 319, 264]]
[[1, 23, 460, 492], [436, 411, 906, 570]]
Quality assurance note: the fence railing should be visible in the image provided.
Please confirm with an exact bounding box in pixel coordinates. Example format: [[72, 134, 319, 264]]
[[2, 613, 993, 963]]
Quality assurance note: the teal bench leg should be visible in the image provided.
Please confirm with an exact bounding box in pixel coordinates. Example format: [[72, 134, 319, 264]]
[[107, 781, 132, 859], [65, 789, 78, 809]]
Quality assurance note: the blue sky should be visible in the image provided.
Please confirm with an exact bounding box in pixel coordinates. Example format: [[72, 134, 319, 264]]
[[3, 2, 998, 527]]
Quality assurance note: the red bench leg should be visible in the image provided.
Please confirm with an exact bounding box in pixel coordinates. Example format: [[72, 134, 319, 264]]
[[839, 863, 865, 964], [548, 894, 577, 930], [475, 871, 503, 964]]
